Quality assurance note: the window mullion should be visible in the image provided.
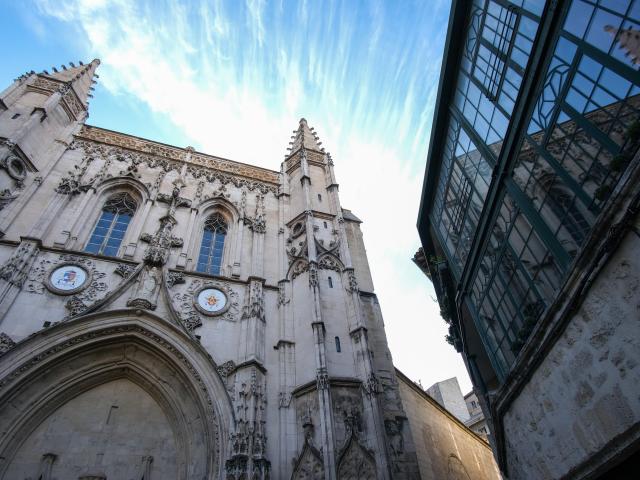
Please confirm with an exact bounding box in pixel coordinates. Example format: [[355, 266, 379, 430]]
[[207, 232, 216, 274], [99, 213, 118, 255]]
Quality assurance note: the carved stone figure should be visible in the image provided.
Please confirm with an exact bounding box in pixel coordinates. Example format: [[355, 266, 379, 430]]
[[127, 265, 162, 310], [385, 418, 405, 459], [0, 332, 16, 356]]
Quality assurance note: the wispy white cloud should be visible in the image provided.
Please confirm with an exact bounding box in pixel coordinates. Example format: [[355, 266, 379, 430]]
[[31, 0, 468, 391]]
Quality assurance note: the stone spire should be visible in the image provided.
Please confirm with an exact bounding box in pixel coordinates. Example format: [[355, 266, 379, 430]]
[[40, 59, 101, 106], [286, 118, 325, 156]]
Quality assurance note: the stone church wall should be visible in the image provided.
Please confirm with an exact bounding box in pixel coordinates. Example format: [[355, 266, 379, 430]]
[[0, 64, 503, 479], [396, 369, 501, 480]]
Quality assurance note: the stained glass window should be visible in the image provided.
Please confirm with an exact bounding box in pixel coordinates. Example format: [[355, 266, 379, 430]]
[[85, 193, 137, 257], [197, 213, 228, 275]]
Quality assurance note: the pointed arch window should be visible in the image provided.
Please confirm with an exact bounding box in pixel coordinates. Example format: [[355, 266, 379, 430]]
[[85, 193, 137, 257], [197, 213, 228, 275]]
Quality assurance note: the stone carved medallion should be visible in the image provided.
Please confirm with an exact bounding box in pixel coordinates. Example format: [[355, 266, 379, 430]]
[[194, 286, 229, 316], [26, 254, 108, 317], [46, 264, 90, 295], [172, 278, 240, 330]]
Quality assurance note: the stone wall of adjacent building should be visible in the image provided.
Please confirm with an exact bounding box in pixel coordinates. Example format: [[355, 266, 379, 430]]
[[502, 219, 640, 480], [396, 370, 502, 480]]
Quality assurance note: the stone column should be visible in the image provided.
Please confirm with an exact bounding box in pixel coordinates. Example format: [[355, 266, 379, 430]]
[[228, 190, 271, 478], [176, 206, 197, 269], [276, 168, 297, 477], [123, 197, 152, 259]]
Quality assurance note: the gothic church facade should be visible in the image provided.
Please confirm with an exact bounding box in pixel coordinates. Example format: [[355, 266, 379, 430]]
[[0, 60, 498, 480]]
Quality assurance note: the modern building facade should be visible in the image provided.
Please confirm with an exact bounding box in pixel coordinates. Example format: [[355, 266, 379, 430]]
[[425, 377, 470, 423], [0, 59, 500, 479], [417, 0, 640, 478], [464, 391, 491, 440]]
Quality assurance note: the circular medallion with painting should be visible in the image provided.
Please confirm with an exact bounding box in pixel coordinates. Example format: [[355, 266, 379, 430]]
[[195, 288, 227, 315], [47, 264, 89, 295]]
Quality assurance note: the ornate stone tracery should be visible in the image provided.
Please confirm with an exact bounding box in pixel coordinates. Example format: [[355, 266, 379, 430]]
[[291, 407, 324, 480], [0, 240, 39, 288], [226, 367, 270, 480], [72, 133, 279, 195]]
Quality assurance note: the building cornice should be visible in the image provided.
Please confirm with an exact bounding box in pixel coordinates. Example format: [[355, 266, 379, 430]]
[[77, 125, 280, 185]]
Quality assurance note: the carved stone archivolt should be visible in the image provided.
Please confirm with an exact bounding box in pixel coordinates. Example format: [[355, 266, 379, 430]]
[[216, 360, 236, 379], [0, 314, 228, 477], [171, 278, 240, 330]]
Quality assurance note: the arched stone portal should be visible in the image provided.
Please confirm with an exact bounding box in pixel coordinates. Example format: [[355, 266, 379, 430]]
[[0, 310, 233, 480]]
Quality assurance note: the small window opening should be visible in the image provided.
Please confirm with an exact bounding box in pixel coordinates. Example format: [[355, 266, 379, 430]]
[[335, 336, 341, 352], [318, 193, 322, 202], [323, 221, 328, 228], [328, 276, 333, 288], [11, 113, 20, 119]]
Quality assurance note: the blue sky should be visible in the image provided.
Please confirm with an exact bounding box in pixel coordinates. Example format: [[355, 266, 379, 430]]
[[1, 0, 472, 392]]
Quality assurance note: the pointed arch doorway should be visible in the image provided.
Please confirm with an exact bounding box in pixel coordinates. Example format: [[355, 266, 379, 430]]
[[0, 310, 233, 480]]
